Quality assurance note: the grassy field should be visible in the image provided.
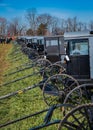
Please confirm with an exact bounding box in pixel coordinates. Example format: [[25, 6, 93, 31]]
[[0, 43, 64, 130], [0, 44, 12, 84]]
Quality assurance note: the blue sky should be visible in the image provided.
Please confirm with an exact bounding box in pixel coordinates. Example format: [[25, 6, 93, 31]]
[[0, 0, 93, 22]]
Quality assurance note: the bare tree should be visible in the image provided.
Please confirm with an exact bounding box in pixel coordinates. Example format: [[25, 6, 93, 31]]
[[82, 23, 88, 31], [36, 13, 53, 35], [88, 21, 93, 30], [26, 8, 37, 35], [64, 17, 78, 32], [72, 17, 78, 31], [61, 19, 66, 32], [7, 17, 26, 36], [50, 16, 60, 35], [62, 17, 84, 32], [77, 22, 84, 31], [0, 17, 7, 36], [37, 13, 52, 28]]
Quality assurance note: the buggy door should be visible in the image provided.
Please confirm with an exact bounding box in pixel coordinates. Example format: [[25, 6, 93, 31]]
[[66, 39, 90, 79]]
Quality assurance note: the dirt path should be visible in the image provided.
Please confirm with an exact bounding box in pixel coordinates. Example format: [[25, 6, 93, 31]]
[[0, 44, 12, 84]]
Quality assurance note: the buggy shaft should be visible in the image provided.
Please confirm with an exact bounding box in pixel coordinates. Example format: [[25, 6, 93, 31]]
[[0, 71, 40, 87], [0, 82, 42, 100]]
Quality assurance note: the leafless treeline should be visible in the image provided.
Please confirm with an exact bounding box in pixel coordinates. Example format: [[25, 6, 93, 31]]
[[0, 8, 93, 36]]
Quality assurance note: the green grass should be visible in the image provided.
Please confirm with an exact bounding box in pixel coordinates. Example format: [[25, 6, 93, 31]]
[[0, 43, 64, 130]]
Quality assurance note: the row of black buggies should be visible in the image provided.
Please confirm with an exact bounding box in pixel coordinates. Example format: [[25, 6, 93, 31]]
[[0, 37, 93, 130], [0, 37, 12, 44]]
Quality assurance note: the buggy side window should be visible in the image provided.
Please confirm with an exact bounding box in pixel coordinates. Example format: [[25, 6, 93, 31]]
[[69, 39, 89, 56], [46, 40, 58, 47], [32, 38, 37, 43], [46, 40, 51, 47]]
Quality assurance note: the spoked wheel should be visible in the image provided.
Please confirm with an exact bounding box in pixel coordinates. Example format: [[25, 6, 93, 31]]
[[33, 58, 52, 73], [43, 74, 79, 106], [54, 61, 66, 72], [36, 58, 52, 68], [58, 103, 93, 130], [28, 50, 39, 60], [64, 83, 93, 106], [42, 63, 65, 78], [38, 64, 63, 90]]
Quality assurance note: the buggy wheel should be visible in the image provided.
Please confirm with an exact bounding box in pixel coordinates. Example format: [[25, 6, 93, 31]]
[[36, 58, 52, 68], [43, 74, 79, 106], [58, 103, 93, 130], [54, 61, 66, 73], [42, 64, 65, 78], [28, 51, 39, 60], [64, 83, 93, 106], [33, 58, 52, 73]]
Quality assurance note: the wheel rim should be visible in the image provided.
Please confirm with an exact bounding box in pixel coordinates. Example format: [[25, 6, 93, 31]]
[[43, 74, 79, 106], [58, 103, 93, 130], [33, 58, 52, 73], [42, 64, 64, 79], [36, 58, 52, 68], [64, 83, 93, 106]]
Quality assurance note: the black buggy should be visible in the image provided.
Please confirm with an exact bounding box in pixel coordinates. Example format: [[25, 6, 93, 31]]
[[64, 31, 93, 83]]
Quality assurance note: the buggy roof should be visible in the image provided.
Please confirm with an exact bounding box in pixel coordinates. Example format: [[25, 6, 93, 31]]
[[64, 31, 93, 40]]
